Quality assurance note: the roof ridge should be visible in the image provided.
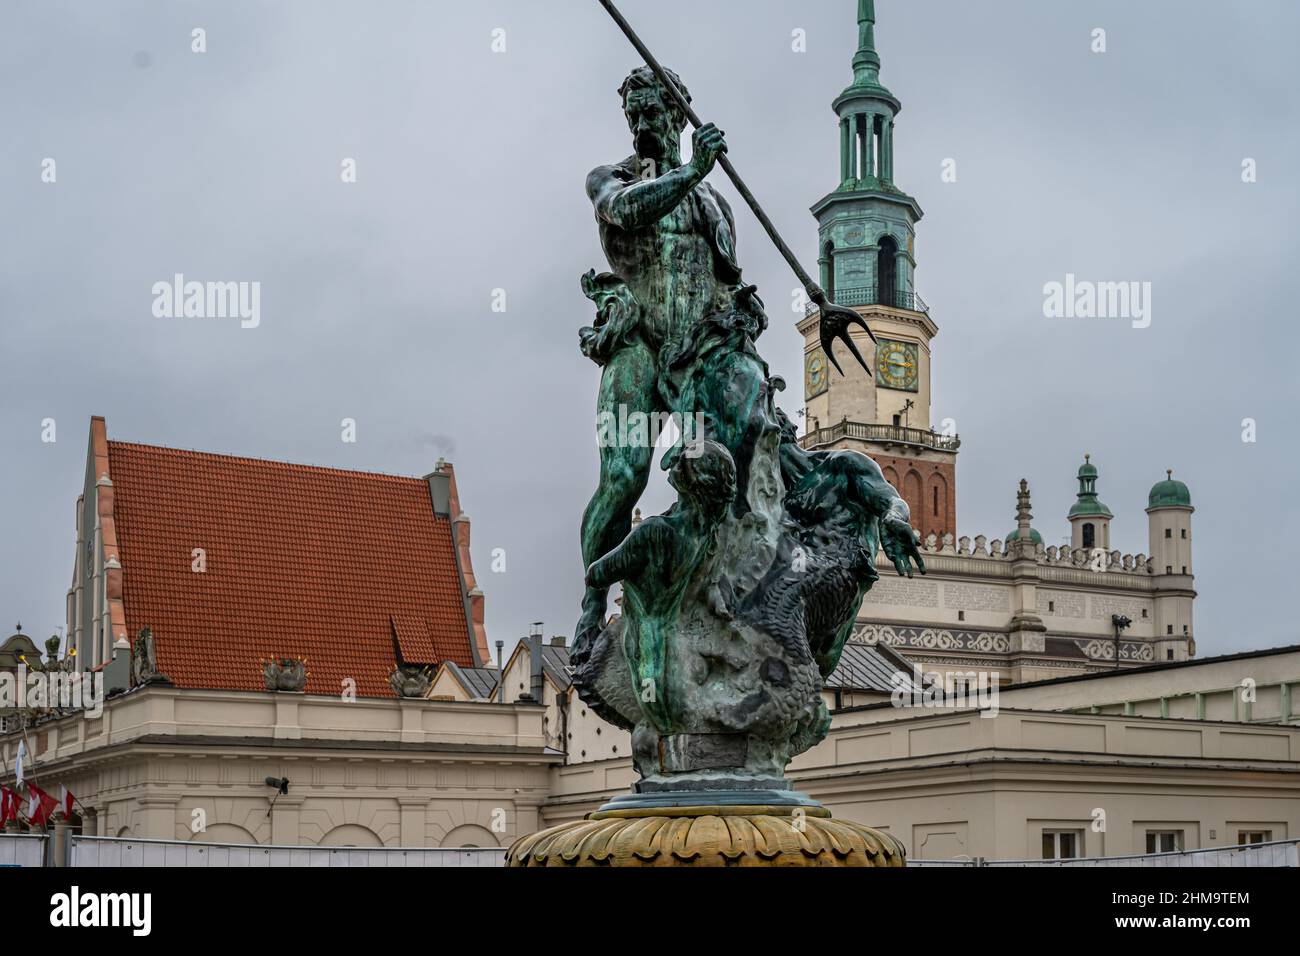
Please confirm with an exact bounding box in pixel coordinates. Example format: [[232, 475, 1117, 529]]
[[107, 439, 431, 484]]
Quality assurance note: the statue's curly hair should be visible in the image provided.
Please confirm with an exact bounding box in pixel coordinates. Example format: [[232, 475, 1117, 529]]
[[619, 65, 692, 130], [670, 440, 736, 522]]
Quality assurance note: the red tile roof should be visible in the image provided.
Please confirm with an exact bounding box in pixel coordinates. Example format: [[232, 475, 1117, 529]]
[[105, 440, 479, 698]]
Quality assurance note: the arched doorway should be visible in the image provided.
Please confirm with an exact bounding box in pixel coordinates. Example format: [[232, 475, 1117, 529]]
[[877, 236, 898, 307]]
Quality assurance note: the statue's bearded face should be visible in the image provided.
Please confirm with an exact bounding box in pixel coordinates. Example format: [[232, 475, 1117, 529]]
[[624, 88, 680, 162]]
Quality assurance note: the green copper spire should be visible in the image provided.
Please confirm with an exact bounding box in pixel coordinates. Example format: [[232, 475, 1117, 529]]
[[852, 0, 883, 88], [1068, 454, 1114, 519], [813, 0, 922, 307]]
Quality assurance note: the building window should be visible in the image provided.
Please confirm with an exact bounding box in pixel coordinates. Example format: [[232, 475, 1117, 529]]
[[1141, 609, 1148, 618], [1180, 529, 1187, 539], [1167, 649, 1174, 660], [1042, 830, 1082, 860], [1181, 566, 1187, 574], [1048, 601, 1055, 612], [932, 486, 939, 516], [877, 235, 898, 304], [1238, 830, 1272, 845], [957, 610, 965, 622], [1165, 528, 1172, 538], [1183, 625, 1189, 635], [1167, 625, 1174, 635], [1146, 831, 1183, 854], [1166, 566, 1173, 574], [823, 241, 835, 301], [892, 414, 901, 427]]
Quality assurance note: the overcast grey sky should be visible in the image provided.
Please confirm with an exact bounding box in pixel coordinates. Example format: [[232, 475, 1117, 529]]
[[3, 0, 1297, 659]]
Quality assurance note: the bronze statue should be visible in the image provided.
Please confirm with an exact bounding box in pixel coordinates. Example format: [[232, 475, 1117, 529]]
[[572, 57, 923, 794], [576, 65, 758, 656]]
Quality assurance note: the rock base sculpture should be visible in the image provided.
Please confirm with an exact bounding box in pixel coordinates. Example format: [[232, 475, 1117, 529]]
[[505, 802, 905, 868]]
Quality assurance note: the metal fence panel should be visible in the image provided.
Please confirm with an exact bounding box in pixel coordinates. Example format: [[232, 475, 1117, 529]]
[[983, 839, 1300, 868], [0, 834, 47, 867], [66, 835, 1296, 868], [69, 836, 506, 867]]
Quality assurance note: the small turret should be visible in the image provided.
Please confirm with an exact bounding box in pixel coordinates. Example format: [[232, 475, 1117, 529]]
[[1147, 470, 1195, 662], [1068, 454, 1113, 551]]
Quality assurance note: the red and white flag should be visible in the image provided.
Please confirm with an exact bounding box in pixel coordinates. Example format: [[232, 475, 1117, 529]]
[[26, 783, 57, 828], [59, 784, 75, 817], [0, 786, 15, 825]]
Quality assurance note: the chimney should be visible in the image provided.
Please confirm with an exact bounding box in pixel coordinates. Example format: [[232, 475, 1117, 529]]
[[549, 635, 567, 647], [521, 623, 545, 704], [425, 463, 451, 516]]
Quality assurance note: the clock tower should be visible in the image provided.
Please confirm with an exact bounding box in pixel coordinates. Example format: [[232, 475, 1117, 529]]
[[799, 0, 958, 541]]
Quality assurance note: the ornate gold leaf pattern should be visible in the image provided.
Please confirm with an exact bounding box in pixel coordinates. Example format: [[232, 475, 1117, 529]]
[[506, 805, 906, 868]]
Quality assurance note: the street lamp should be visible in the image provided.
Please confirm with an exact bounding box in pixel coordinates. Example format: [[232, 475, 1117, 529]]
[[1111, 614, 1132, 669]]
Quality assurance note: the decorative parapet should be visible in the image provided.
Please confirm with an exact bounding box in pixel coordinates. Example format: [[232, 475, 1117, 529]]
[[802, 419, 959, 454], [909, 532, 1152, 577]]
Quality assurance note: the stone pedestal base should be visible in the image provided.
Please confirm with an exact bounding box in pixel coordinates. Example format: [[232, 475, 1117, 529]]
[[505, 804, 905, 867]]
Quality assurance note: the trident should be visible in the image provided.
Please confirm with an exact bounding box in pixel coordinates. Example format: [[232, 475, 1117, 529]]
[[597, 0, 876, 377]]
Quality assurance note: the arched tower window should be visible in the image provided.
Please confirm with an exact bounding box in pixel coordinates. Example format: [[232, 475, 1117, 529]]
[[877, 236, 898, 308], [931, 474, 948, 531], [903, 470, 923, 524], [823, 240, 836, 302], [1082, 523, 1095, 549]]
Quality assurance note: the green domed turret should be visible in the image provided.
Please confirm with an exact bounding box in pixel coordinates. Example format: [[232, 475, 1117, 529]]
[[1148, 470, 1192, 509], [1067, 454, 1113, 519], [1005, 527, 1043, 545]]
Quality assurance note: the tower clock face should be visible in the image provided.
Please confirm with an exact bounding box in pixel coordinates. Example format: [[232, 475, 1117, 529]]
[[805, 347, 828, 398], [875, 338, 919, 391]]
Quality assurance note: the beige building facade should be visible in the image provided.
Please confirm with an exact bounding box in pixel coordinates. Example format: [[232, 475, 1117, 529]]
[[544, 701, 1300, 861], [1, 685, 558, 850]]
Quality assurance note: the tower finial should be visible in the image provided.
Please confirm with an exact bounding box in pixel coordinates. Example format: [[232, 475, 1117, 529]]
[[853, 0, 882, 86], [1016, 479, 1033, 531]]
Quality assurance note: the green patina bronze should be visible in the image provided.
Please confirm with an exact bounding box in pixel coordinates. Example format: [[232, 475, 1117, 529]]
[[572, 10, 924, 795]]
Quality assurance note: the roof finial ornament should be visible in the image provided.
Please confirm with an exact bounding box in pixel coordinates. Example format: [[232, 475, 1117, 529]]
[[14, 622, 20, 633], [1084, 452, 1091, 463], [1167, 468, 1173, 479], [853, 0, 882, 86], [1016, 478, 1033, 529]]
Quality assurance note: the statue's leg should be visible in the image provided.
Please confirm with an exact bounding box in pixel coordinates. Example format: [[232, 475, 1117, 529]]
[[574, 343, 656, 661]]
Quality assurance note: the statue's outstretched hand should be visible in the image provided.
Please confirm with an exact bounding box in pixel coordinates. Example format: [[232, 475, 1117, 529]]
[[880, 512, 926, 578], [690, 123, 727, 178]]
